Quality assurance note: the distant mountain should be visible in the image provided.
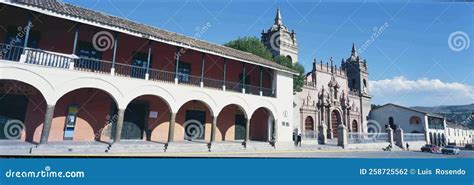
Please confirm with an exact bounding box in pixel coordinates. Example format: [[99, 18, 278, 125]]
[[411, 104, 474, 128]]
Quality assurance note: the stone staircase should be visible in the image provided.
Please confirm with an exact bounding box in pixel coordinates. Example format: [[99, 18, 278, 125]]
[[165, 141, 210, 153], [275, 141, 343, 151], [245, 141, 275, 151], [30, 141, 110, 154], [210, 141, 245, 152], [106, 141, 166, 154]]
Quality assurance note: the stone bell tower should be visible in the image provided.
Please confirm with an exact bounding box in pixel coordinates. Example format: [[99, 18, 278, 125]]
[[261, 8, 298, 63], [341, 43, 372, 131], [342, 43, 369, 95]]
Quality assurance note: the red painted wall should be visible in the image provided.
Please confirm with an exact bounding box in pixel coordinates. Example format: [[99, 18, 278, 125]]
[[245, 64, 259, 87], [216, 105, 244, 141], [48, 88, 115, 142], [175, 101, 212, 142], [151, 42, 176, 73], [114, 33, 149, 65], [179, 49, 202, 77], [250, 108, 269, 141], [129, 95, 171, 143], [262, 67, 273, 89], [225, 59, 242, 86], [0, 6, 28, 44], [33, 16, 76, 54], [203, 54, 225, 81]]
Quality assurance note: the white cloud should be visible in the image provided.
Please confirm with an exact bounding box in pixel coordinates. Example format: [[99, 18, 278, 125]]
[[369, 76, 474, 106]]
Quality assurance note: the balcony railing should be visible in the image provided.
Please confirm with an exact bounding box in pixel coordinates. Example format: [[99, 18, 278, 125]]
[[0, 44, 276, 97], [224, 81, 241, 93], [177, 74, 201, 86], [24, 48, 73, 69], [74, 57, 112, 74], [0, 43, 23, 61], [115, 63, 148, 79], [149, 68, 175, 83], [202, 77, 223, 89]]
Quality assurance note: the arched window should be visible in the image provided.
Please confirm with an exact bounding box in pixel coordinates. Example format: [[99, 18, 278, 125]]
[[286, 55, 292, 62], [304, 116, 314, 131], [409, 116, 421, 124], [352, 120, 358, 132], [362, 79, 367, 93], [389, 117, 394, 125]]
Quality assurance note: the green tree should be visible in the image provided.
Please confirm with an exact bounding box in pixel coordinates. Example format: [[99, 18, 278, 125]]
[[273, 55, 305, 93], [224, 36, 305, 93], [224, 36, 273, 61], [371, 104, 382, 109]]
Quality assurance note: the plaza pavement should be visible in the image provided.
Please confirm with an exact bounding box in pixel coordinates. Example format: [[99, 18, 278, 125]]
[[5, 149, 474, 158]]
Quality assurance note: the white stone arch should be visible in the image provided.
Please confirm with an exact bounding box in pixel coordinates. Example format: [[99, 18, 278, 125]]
[[248, 104, 276, 142], [249, 99, 278, 120], [52, 77, 125, 108], [0, 66, 55, 104], [215, 95, 251, 119], [123, 84, 176, 113], [330, 107, 344, 116], [176, 90, 218, 117]]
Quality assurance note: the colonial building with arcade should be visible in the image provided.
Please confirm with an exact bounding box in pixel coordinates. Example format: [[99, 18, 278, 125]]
[[0, 0, 296, 151]]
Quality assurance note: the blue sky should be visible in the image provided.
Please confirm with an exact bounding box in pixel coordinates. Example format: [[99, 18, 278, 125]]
[[63, 0, 474, 107]]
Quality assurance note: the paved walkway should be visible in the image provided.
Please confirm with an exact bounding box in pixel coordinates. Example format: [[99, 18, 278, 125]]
[[2, 140, 471, 158], [5, 149, 474, 158]]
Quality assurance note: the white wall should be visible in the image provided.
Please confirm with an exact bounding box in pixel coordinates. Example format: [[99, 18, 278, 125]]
[[275, 70, 294, 141], [446, 126, 474, 146], [369, 105, 426, 133]]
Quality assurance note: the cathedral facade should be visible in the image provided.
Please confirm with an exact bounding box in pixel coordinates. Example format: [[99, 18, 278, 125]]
[[262, 9, 372, 142]]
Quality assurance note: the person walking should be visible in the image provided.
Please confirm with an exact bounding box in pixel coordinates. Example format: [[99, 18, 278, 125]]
[[293, 130, 298, 146], [406, 142, 410, 151]]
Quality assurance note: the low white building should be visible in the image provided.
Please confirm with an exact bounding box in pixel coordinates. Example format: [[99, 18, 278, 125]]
[[369, 104, 446, 146], [446, 122, 473, 146]]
